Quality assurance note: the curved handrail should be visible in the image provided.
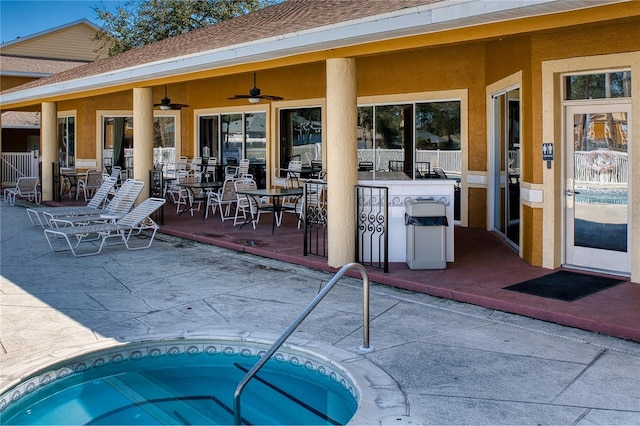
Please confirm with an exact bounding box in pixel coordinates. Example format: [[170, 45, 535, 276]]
[[233, 262, 371, 425]]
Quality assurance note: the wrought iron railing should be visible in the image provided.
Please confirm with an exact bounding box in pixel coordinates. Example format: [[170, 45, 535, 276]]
[[355, 185, 388, 273]]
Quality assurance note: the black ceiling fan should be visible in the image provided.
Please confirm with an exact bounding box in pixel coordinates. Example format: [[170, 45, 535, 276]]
[[228, 72, 283, 103], [154, 85, 189, 110]]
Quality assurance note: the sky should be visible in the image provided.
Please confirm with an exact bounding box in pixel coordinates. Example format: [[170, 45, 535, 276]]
[[0, 0, 122, 44]]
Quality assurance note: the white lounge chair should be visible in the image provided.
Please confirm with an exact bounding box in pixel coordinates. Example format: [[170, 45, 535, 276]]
[[4, 177, 40, 206], [43, 197, 166, 257], [46, 179, 145, 228], [26, 177, 117, 227]]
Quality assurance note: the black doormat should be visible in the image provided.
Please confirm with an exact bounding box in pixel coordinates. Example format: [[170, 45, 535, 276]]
[[504, 270, 625, 302]]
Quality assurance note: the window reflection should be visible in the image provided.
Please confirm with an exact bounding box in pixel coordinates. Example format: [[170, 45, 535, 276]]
[[565, 71, 631, 100], [102, 115, 176, 170], [279, 107, 322, 166], [199, 112, 267, 164], [57, 116, 75, 167], [357, 100, 461, 180]]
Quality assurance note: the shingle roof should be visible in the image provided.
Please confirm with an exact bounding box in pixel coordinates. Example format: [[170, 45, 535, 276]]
[[1, 111, 40, 127], [0, 55, 89, 76], [3, 0, 438, 93]]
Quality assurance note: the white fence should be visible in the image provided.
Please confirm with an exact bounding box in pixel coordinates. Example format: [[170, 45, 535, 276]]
[[3, 149, 625, 185], [357, 149, 462, 173], [1, 151, 40, 186], [575, 150, 628, 184]]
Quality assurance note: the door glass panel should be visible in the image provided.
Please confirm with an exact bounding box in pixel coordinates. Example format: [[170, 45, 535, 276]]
[[245, 112, 266, 162], [491, 88, 520, 247], [221, 113, 243, 164], [572, 111, 628, 252], [199, 116, 219, 161]]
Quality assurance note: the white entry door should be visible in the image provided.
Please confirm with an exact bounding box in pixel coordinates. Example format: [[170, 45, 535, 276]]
[[565, 103, 631, 274]]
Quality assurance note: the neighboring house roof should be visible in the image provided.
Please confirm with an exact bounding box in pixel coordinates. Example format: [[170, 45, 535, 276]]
[[1, 111, 40, 128], [0, 55, 90, 78], [1, 20, 105, 127], [0, 19, 106, 61], [0, 0, 633, 105]]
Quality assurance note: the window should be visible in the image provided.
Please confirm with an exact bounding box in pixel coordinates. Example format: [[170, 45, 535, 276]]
[[357, 100, 461, 180], [199, 112, 266, 164], [279, 107, 322, 166], [57, 116, 75, 167], [565, 71, 631, 100], [102, 115, 176, 169]]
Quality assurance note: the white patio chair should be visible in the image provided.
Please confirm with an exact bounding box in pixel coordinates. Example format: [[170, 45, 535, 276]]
[[190, 157, 203, 175], [176, 156, 188, 172], [233, 178, 275, 228], [76, 170, 104, 201], [43, 197, 166, 257], [282, 179, 326, 229], [4, 177, 40, 206], [173, 171, 202, 216], [238, 158, 251, 177], [205, 178, 237, 221], [26, 177, 117, 227]]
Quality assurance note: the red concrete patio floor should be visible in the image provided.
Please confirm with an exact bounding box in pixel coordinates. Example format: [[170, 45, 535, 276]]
[[154, 203, 640, 342]]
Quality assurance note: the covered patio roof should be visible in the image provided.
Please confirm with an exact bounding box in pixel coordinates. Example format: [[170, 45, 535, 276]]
[[1, 0, 630, 107]]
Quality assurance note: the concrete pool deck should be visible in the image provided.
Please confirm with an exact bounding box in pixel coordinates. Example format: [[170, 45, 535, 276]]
[[1, 201, 639, 425]]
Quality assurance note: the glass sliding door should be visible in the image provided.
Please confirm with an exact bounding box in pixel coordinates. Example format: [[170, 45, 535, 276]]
[[57, 116, 75, 167], [491, 88, 520, 248]]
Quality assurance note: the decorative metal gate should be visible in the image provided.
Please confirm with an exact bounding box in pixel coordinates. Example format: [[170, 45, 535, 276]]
[[303, 180, 328, 257], [355, 185, 388, 272]]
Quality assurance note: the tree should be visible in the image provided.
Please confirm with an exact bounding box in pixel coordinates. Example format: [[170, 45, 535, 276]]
[[93, 0, 280, 56]]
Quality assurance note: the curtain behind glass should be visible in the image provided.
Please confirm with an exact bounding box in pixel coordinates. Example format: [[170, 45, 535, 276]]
[[112, 117, 125, 168]]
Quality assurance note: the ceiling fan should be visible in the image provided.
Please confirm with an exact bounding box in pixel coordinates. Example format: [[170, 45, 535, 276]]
[[154, 85, 189, 110], [228, 72, 283, 103]]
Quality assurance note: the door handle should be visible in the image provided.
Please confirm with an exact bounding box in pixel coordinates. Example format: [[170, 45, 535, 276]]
[[566, 189, 581, 196]]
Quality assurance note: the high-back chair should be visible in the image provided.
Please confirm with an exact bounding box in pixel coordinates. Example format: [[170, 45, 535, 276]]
[[175, 171, 202, 215], [233, 178, 272, 228], [176, 156, 188, 171], [76, 170, 104, 201], [205, 178, 237, 221], [238, 159, 251, 177]]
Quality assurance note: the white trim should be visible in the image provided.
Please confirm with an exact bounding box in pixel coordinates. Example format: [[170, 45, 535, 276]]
[[521, 186, 543, 203], [1, 1, 626, 105], [0, 71, 52, 78], [541, 51, 639, 282], [466, 173, 486, 185]]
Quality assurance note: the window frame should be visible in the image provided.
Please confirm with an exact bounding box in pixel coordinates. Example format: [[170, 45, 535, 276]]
[[357, 95, 463, 181]]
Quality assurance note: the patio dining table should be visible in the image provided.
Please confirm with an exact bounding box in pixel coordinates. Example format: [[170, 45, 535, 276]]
[[235, 187, 303, 234], [60, 170, 80, 199], [177, 181, 223, 219]]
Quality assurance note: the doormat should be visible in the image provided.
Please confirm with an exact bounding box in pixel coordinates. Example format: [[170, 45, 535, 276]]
[[504, 270, 625, 302]]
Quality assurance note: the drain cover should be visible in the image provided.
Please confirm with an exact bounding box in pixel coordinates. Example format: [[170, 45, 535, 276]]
[[380, 415, 424, 425]]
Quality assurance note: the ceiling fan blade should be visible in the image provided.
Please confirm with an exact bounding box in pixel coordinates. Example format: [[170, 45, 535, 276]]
[[228, 95, 251, 100], [260, 95, 284, 101]]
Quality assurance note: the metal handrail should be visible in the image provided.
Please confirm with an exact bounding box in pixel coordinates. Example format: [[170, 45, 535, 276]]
[[233, 262, 372, 425]]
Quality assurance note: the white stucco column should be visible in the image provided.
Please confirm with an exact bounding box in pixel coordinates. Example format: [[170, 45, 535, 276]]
[[133, 87, 154, 202], [41, 102, 57, 201], [326, 58, 358, 268]]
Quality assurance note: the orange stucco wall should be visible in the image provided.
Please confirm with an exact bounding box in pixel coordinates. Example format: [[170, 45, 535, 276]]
[[39, 12, 638, 269], [1, 76, 34, 92]]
